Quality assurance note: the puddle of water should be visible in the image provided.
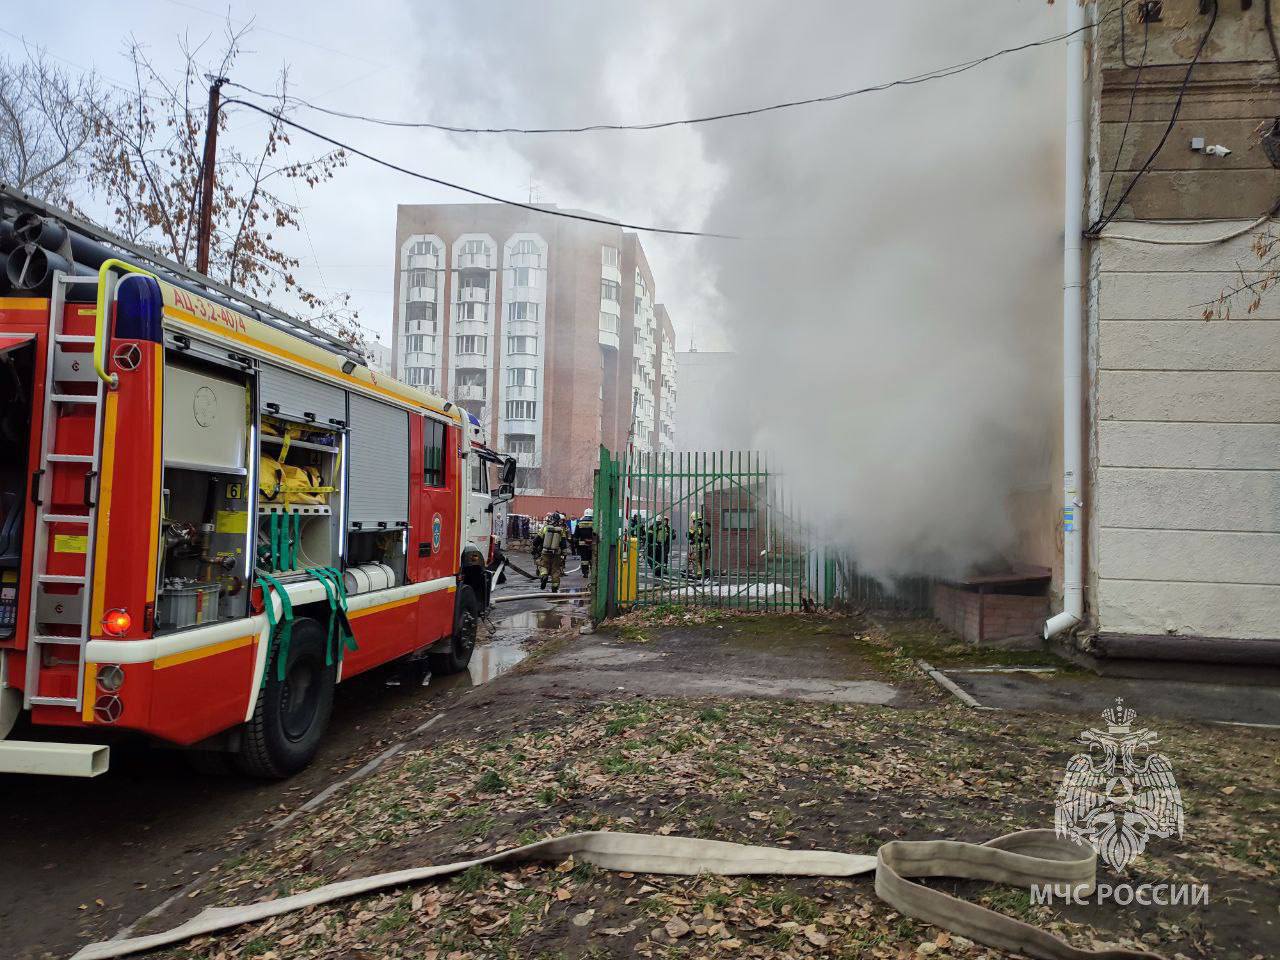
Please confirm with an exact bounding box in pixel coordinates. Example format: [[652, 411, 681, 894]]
[[499, 609, 582, 631], [467, 637, 530, 685], [460, 606, 587, 685]]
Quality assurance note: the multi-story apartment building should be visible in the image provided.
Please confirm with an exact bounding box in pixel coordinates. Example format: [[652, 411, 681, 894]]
[[392, 203, 677, 508]]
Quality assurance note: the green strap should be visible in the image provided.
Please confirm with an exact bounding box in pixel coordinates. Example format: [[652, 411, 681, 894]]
[[292, 513, 302, 569], [302, 567, 358, 667], [268, 513, 279, 572], [256, 573, 295, 685], [322, 566, 358, 659]]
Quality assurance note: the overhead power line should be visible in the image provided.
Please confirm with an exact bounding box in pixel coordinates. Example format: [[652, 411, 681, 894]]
[[225, 6, 1129, 136], [222, 98, 737, 239]]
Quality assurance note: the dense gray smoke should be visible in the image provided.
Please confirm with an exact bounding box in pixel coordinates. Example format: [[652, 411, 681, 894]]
[[417, 1, 1064, 578]]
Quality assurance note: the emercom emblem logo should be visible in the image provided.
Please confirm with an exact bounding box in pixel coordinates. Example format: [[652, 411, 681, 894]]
[[1054, 698, 1184, 872]]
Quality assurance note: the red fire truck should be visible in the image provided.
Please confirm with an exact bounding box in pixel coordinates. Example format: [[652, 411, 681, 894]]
[[0, 187, 515, 777]]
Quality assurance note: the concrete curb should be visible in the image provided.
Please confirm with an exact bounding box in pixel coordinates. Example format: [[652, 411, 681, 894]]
[[916, 659, 1000, 711]]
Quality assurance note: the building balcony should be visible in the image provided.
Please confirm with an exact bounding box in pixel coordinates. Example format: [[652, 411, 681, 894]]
[[599, 327, 619, 350], [458, 286, 489, 304], [504, 383, 537, 402], [454, 384, 486, 402], [406, 285, 436, 303], [405, 252, 441, 271], [507, 284, 542, 303], [508, 251, 543, 270], [505, 318, 539, 338], [600, 263, 621, 284], [507, 449, 541, 468], [404, 351, 437, 366], [452, 317, 490, 334], [456, 252, 492, 269]]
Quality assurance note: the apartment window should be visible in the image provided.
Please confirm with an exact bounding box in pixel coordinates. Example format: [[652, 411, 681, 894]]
[[601, 245, 620, 267], [506, 335, 538, 355], [406, 367, 435, 388], [512, 266, 538, 287], [406, 301, 436, 330], [458, 301, 483, 320], [505, 400, 537, 420], [409, 240, 437, 257], [513, 239, 538, 256], [508, 301, 539, 323], [599, 312, 618, 333], [456, 335, 487, 355], [457, 369, 486, 388], [600, 279, 620, 302], [462, 239, 485, 255], [507, 367, 536, 387], [406, 268, 436, 289], [423, 417, 446, 487], [461, 274, 487, 291], [504, 435, 536, 455], [721, 508, 756, 531], [405, 334, 428, 354]]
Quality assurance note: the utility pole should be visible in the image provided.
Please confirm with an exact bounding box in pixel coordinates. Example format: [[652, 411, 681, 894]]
[[195, 75, 229, 276]]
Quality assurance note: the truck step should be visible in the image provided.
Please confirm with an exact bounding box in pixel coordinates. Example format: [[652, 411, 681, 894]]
[[27, 695, 80, 709]]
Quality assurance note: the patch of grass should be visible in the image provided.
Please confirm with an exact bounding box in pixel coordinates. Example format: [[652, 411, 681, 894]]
[[241, 937, 275, 958], [537, 786, 558, 805], [476, 769, 507, 793], [757, 889, 820, 922], [453, 864, 493, 893], [698, 706, 726, 723], [375, 897, 412, 933]]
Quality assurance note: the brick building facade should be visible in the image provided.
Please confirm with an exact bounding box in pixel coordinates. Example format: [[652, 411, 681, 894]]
[[391, 204, 676, 504]]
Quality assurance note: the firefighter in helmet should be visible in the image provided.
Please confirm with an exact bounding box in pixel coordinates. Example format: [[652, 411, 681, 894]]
[[648, 516, 672, 578], [572, 507, 595, 579], [532, 511, 570, 591], [687, 510, 710, 579]]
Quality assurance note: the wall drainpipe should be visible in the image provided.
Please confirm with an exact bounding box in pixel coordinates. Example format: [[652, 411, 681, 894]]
[[1046, 0, 1091, 640]]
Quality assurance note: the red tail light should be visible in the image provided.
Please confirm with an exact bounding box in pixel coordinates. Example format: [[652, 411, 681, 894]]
[[102, 609, 132, 636]]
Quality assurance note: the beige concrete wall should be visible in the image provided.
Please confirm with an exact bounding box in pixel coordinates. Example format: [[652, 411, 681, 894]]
[[1092, 224, 1280, 638]]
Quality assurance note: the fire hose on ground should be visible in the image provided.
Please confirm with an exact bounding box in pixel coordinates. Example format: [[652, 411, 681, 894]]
[[72, 829, 1167, 960]]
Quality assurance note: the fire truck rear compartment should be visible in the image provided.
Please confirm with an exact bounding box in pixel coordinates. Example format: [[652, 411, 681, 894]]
[[158, 357, 251, 632], [0, 338, 35, 640]]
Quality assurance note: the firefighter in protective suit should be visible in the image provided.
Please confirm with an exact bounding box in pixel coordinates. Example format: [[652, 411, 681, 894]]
[[532, 512, 569, 591], [687, 511, 710, 579], [572, 508, 595, 579]]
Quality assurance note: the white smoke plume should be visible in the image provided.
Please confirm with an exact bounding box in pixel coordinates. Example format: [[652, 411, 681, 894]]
[[416, 0, 1064, 578]]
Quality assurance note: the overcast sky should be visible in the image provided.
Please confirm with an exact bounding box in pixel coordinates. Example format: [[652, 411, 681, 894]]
[[4, 0, 1062, 358]]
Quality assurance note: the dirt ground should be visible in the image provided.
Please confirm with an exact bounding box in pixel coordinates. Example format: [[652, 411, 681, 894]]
[[89, 610, 1278, 960]]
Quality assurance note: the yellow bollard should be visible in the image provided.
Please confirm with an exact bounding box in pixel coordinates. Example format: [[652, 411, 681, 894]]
[[618, 536, 639, 606]]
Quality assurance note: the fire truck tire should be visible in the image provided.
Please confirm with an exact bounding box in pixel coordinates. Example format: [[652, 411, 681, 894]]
[[429, 586, 480, 675], [236, 618, 336, 778]]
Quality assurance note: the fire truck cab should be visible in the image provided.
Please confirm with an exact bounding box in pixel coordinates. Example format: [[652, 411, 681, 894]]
[[0, 188, 515, 778]]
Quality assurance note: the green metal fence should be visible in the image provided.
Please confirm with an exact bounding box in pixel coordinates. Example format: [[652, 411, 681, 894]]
[[590, 445, 936, 621], [591, 447, 820, 617]]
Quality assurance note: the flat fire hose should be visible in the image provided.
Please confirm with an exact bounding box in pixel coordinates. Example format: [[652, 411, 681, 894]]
[[72, 829, 1166, 960]]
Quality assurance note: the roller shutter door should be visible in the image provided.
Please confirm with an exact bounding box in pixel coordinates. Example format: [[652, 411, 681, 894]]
[[347, 392, 409, 528], [259, 363, 346, 426]]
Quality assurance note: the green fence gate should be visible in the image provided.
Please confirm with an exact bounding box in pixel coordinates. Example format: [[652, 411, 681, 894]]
[[589, 445, 937, 622], [591, 446, 833, 619]]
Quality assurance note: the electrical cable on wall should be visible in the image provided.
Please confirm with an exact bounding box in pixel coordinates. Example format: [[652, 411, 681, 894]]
[[1101, 16, 1150, 215], [1087, 0, 1220, 237]]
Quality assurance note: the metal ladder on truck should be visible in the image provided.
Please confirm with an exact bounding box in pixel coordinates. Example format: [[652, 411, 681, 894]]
[[23, 273, 108, 713]]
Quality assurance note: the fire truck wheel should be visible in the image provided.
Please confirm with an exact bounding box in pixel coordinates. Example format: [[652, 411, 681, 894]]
[[429, 586, 480, 675], [236, 618, 336, 778]]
